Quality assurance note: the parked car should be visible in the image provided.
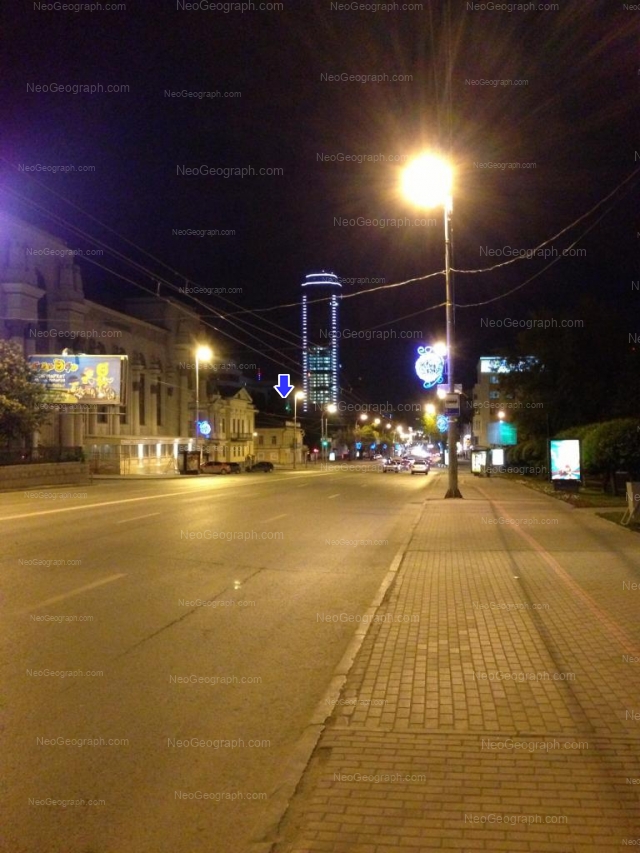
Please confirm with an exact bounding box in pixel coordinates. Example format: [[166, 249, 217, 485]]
[[248, 461, 274, 472], [410, 459, 430, 475], [200, 461, 241, 475]]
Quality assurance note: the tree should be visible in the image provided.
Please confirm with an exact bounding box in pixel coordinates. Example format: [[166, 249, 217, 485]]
[[497, 297, 637, 441], [422, 409, 438, 441], [0, 341, 47, 447]]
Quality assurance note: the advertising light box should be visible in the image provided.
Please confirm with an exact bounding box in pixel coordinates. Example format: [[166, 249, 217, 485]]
[[487, 422, 518, 446], [29, 355, 127, 405], [550, 439, 581, 481], [471, 450, 487, 473]]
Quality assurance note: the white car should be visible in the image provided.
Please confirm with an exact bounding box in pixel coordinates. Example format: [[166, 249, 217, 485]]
[[410, 459, 430, 474]]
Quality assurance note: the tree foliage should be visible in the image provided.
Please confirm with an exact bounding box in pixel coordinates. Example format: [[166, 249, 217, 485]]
[[495, 297, 640, 441], [0, 341, 47, 445]]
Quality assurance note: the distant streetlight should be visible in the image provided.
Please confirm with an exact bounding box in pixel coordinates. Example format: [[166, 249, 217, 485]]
[[322, 403, 338, 461], [293, 391, 305, 470], [194, 344, 213, 460], [425, 403, 436, 415], [401, 153, 461, 498], [497, 410, 506, 420]]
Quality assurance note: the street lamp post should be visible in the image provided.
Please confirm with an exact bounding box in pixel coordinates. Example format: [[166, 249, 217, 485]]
[[356, 413, 367, 457], [293, 391, 305, 469], [322, 403, 337, 461], [401, 153, 462, 498], [194, 345, 213, 462]]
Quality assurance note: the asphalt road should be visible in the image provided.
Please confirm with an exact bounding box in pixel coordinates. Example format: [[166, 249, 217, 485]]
[[2, 462, 436, 853]]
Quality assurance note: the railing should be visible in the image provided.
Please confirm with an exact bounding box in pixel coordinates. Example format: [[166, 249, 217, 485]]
[[229, 433, 253, 441]]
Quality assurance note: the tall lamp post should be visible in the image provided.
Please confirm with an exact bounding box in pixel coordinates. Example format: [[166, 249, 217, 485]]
[[322, 403, 337, 461], [401, 153, 462, 498], [356, 413, 367, 457], [293, 391, 305, 469], [194, 344, 213, 459]]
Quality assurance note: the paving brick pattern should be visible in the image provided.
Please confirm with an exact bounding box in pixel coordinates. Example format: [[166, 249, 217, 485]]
[[271, 472, 640, 852]]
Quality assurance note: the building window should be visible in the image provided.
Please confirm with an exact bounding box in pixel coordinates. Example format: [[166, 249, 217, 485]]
[[489, 376, 499, 384], [97, 406, 108, 424], [489, 391, 500, 399], [258, 435, 264, 446], [271, 435, 277, 445]]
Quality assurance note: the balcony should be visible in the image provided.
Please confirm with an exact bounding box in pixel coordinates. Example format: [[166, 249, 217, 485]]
[[230, 433, 253, 442]]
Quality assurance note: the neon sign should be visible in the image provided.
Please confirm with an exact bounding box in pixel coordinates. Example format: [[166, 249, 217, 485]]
[[415, 346, 445, 389]]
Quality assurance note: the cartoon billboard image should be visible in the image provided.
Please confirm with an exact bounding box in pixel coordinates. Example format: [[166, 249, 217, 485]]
[[550, 439, 581, 481], [28, 355, 127, 405]]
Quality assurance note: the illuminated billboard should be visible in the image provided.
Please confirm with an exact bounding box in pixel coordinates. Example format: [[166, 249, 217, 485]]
[[487, 422, 517, 446], [28, 355, 127, 406], [550, 439, 581, 481]]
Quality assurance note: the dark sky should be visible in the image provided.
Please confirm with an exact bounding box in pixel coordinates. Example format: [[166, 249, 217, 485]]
[[1, 0, 638, 420]]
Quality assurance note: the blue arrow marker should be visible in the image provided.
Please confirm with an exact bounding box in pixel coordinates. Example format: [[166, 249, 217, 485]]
[[273, 374, 294, 399]]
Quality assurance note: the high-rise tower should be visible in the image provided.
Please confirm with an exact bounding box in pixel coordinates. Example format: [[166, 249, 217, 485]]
[[301, 271, 341, 414]]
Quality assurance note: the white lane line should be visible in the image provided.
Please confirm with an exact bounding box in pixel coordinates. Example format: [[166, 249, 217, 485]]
[[22, 573, 126, 613], [115, 513, 161, 524], [297, 483, 310, 488], [327, 494, 340, 499], [258, 514, 288, 523], [1, 489, 199, 521]]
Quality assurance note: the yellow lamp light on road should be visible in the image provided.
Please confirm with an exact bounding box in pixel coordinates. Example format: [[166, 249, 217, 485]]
[[401, 154, 453, 210]]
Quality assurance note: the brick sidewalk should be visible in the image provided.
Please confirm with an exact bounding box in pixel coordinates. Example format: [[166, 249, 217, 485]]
[[270, 470, 640, 852]]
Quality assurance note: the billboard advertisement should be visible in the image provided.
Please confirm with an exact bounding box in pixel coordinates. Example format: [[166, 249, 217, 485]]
[[550, 439, 581, 481], [487, 421, 518, 446], [28, 355, 127, 406]]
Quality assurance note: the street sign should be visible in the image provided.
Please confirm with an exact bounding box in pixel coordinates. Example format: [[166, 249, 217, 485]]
[[444, 393, 460, 417]]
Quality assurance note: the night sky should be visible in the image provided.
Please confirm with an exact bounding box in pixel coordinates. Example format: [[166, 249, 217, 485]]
[[2, 0, 638, 422]]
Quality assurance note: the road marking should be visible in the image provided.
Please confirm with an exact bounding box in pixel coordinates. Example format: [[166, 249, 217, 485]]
[[327, 494, 340, 499], [1, 489, 200, 521], [115, 513, 160, 524], [297, 483, 310, 488], [22, 574, 126, 613], [258, 514, 288, 523]]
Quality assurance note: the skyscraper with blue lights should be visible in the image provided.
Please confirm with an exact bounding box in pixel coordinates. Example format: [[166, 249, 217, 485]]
[[301, 271, 341, 414]]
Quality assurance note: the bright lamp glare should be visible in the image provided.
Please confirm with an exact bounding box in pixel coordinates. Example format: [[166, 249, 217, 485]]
[[196, 345, 213, 362], [401, 154, 453, 209]]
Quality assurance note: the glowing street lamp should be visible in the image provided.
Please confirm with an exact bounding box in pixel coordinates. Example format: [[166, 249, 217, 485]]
[[293, 391, 305, 470], [401, 153, 461, 498], [194, 344, 213, 459], [321, 403, 338, 461]]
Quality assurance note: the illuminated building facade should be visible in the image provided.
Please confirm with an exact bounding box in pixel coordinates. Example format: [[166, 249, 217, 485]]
[[301, 271, 341, 414]]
